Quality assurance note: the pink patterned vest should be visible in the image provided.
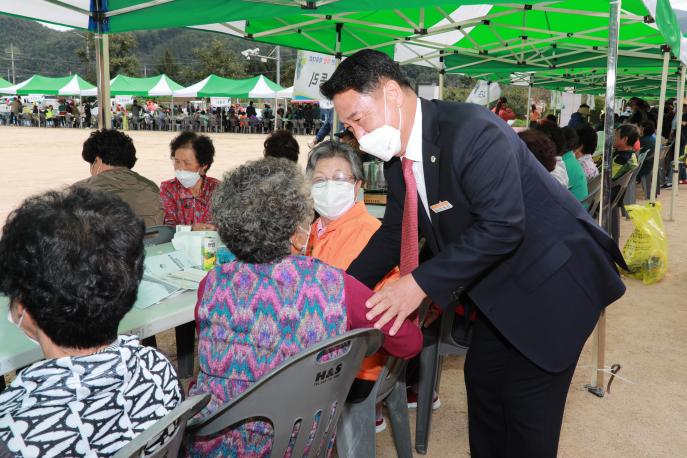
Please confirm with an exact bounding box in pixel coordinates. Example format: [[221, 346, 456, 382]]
[[188, 255, 348, 457]]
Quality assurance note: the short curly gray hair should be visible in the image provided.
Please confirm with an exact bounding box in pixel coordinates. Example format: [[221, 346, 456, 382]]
[[212, 157, 313, 263], [305, 140, 364, 181]]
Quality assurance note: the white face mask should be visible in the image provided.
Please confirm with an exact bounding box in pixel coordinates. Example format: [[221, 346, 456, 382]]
[[357, 87, 403, 162], [176, 169, 202, 189], [312, 181, 356, 220], [8, 309, 39, 346]]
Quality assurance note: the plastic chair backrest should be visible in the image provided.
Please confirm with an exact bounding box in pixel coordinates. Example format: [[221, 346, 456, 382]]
[[587, 173, 601, 193], [144, 225, 175, 246], [581, 186, 601, 217], [610, 168, 636, 209], [186, 328, 383, 456], [112, 393, 210, 458], [374, 357, 407, 403]]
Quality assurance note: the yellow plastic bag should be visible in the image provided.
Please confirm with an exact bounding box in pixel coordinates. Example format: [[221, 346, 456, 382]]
[[622, 202, 667, 284]]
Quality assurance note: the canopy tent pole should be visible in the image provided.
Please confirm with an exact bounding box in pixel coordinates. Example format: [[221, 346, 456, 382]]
[[526, 75, 533, 123], [94, 34, 111, 129], [587, 0, 621, 398], [650, 50, 672, 204], [438, 51, 445, 101], [92, 0, 111, 130], [274, 45, 280, 132], [670, 66, 686, 220], [486, 81, 491, 108], [331, 23, 343, 141]]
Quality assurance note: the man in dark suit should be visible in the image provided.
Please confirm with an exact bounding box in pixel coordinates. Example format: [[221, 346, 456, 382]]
[[321, 50, 627, 457]]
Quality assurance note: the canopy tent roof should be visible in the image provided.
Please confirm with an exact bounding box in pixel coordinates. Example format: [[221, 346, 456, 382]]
[[0, 77, 11, 88], [0, 74, 95, 96], [0, 1, 543, 33], [230, 75, 284, 98], [173, 74, 284, 98], [2, 1, 682, 64], [181, 1, 687, 70], [81, 74, 183, 96]]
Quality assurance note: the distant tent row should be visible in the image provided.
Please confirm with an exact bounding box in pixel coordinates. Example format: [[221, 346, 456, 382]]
[[0, 73, 293, 99], [0, 75, 94, 96]]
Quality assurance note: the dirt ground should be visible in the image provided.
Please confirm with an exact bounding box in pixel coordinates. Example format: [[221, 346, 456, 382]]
[[1, 126, 685, 457]]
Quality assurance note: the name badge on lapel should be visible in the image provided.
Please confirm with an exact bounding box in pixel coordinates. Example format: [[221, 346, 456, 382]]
[[430, 201, 453, 214]]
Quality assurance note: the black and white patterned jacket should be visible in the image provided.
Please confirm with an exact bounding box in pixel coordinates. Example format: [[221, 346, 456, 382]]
[[0, 335, 181, 457]]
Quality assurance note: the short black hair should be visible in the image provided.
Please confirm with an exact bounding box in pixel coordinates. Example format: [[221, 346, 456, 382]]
[[264, 129, 300, 162], [561, 126, 580, 152], [579, 103, 590, 109], [169, 131, 215, 171], [639, 120, 655, 137], [616, 124, 639, 146], [519, 129, 557, 172], [320, 49, 412, 99], [575, 125, 598, 155], [0, 187, 145, 349], [82, 129, 137, 168], [533, 122, 565, 156], [544, 114, 558, 125]]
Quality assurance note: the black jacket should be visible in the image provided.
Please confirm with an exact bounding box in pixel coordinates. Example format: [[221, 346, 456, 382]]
[[348, 99, 626, 372]]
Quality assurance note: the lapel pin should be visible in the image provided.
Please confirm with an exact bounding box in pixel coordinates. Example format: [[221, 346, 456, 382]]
[[430, 155, 436, 163]]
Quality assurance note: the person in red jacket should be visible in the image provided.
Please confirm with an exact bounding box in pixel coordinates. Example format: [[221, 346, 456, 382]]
[[492, 96, 516, 122]]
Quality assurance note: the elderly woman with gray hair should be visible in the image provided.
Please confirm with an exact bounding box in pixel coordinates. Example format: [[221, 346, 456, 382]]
[[305, 141, 401, 430], [187, 157, 421, 457]]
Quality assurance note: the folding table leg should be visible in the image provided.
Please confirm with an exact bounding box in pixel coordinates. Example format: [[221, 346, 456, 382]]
[[175, 322, 196, 379]]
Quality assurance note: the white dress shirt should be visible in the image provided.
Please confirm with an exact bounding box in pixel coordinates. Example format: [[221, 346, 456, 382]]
[[403, 98, 431, 218]]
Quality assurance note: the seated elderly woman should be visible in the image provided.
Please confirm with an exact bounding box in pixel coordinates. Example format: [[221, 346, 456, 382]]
[[75, 128, 164, 227], [305, 140, 400, 430], [187, 157, 422, 457], [160, 131, 219, 230], [0, 188, 181, 457], [574, 125, 600, 180]]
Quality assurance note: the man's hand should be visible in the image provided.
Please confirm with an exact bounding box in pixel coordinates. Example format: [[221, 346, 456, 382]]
[[365, 274, 426, 335]]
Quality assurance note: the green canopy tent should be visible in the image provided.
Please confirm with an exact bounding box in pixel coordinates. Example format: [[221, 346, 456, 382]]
[[0, 74, 95, 96], [2, 0, 685, 403], [0, 77, 11, 89], [80, 74, 183, 96], [172, 74, 241, 98], [172, 74, 284, 98]]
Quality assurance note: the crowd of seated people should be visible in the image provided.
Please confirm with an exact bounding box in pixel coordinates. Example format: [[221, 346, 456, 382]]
[[1, 97, 88, 128], [0, 126, 425, 456], [6, 92, 671, 455]]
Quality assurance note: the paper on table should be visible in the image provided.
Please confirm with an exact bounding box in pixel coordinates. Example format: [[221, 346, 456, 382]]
[[167, 268, 208, 284], [134, 276, 183, 309], [144, 251, 203, 290]]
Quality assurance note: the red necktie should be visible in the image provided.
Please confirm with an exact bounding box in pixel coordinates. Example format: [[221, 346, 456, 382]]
[[400, 158, 419, 276]]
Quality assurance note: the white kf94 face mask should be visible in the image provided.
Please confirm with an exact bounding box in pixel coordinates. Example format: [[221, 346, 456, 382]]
[[357, 87, 403, 162], [175, 169, 202, 189], [311, 180, 356, 219]]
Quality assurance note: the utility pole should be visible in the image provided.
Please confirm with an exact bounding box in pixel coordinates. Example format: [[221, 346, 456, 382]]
[[10, 43, 15, 84], [144, 64, 147, 77]]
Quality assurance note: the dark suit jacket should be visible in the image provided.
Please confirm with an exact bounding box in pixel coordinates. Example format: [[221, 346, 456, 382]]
[[347, 99, 627, 372]]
